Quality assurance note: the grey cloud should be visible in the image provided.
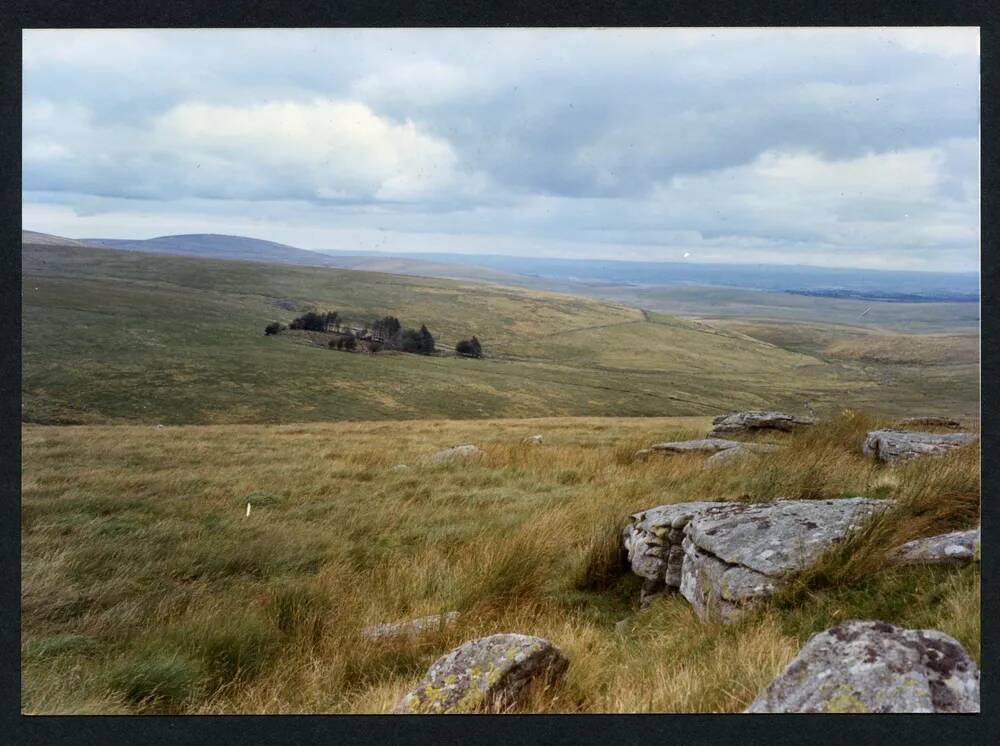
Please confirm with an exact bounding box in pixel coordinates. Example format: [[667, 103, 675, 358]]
[[21, 28, 979, 271]]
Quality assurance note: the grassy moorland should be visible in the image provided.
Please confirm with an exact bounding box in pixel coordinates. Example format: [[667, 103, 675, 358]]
[[21, 411, 979, 714], [22, 241, 978, 425]]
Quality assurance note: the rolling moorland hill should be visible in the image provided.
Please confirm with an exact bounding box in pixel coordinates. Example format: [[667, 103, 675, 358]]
[[77, 232, 522, 285], [22, 239, 979, 425], [53, 231, 979, 332]]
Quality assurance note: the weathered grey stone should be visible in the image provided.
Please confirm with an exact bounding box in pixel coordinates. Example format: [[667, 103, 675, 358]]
[[704, 446, 752, 468], [526, 434, 544, 444], [622, 501, 729, 583], [684, 498, 891, 579], [391, 464, 410, 472], [361, 612, 460, 640], [704, 443, 780, 468], [625, 498, 893, 621], [746, 620, 980, 713], [862, 429, 978, 463], [710, 410, 815, 436], [891, 528, 980, 566], [897, 416, 962, 429], [427, 444, 485, 463], [393, 633, 568, 714], [646, 438, 747, 455]]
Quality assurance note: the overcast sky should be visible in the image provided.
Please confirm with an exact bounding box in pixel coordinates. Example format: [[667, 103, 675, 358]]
[[22, 28, 979, 271]]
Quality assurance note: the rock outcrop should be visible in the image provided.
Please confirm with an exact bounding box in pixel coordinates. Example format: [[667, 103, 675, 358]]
[[746, 620, 980, 713], [624, 498, 893, 619], [890, 528, 980, 566], [623, 501, 723, 604], [393, 634, 568, 714], [361, 612, 460, 640], [862, 429, 978, 463], [427, 444, 485, 463], [710, 410, 814, 436], [897, 416, 962, 429]]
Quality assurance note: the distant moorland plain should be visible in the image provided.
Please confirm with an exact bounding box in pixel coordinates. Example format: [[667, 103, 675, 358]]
[[21, 240, 979, 425]]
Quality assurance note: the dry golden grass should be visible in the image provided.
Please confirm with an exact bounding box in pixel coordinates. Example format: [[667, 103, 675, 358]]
[[21, 412, 979, 714]]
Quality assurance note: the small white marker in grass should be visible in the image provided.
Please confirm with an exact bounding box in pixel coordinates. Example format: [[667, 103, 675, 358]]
[[246, 502, 251, 518]]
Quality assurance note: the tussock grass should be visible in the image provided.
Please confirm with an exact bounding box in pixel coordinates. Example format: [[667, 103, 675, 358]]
[[22, 412, 979, 713]]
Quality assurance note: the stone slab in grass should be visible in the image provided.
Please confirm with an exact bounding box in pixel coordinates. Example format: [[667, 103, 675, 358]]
[[862, 429, 978, 463]]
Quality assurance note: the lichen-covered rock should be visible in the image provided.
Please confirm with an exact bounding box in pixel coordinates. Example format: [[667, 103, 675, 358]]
[[393, 634, 568, 713], [680, 498, 892, 620], [624, 497, 893, 620], [891, 528, 980, 566], [361, 612, 460, 640], [746, 620, 980, 713], [710, 410, 814, 436], [426, 444, 485, 463], [862, 429, 978, 463], [897, 416, 962, 429]]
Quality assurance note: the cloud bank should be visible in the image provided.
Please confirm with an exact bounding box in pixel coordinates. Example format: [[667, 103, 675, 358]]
[[22, 28, 979, 271]]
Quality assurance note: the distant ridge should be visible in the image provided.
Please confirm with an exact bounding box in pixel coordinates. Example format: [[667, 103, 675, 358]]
[[22, 230, 520, 285], [21, 230, 88, 247], [23, 229, 978, 301]]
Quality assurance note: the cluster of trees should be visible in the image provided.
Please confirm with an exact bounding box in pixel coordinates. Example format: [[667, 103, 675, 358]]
[[265, 310, 481, 359], [370, 316, 436, 355], [288, 311, 340, 332], [455, 336, 483, 358]]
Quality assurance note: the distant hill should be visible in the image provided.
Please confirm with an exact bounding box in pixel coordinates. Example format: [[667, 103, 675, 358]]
[[69, 232, 520, 285], [80, 233, 358, 268], [21, 230, 88, 247]]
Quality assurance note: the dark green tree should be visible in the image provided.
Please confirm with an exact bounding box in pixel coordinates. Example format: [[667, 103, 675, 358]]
[[418, 325, 435, 355], [456, 336, 483, 358]]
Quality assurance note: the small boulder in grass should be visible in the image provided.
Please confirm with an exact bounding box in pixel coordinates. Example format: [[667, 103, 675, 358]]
[[243, 491, 280, 507], [393, 633, 568, 714], [890, 527, 980, 566], [361, 612, 460, 641], [426, 444, 485, 463], [526, 434, 544, 445]]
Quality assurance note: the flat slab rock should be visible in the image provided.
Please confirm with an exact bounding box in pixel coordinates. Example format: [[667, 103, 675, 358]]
[[746, 620, 980, 713], [624, 498, 893, 620], [710, 410, 814, 435], [361, 612, 460, 640], [426, 444, 485, 463], [641, 438, 746, 457], [863, 429, 978, 463], [394, 633, 568, 714], [891, 528, 980, 566]]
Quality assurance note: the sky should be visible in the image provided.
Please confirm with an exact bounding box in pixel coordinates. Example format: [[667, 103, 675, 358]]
[[22, 28, 980, 272]]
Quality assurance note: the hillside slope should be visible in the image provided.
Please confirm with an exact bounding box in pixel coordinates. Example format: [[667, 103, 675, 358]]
[[21, 240, 940, 425], [74, 232, 522, 285]]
